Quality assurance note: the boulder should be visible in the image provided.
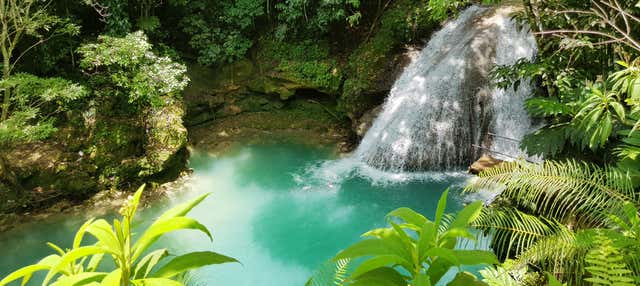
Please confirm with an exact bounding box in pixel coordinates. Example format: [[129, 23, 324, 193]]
[[469, 155, 504, 175], [353, 105, 383, 138]]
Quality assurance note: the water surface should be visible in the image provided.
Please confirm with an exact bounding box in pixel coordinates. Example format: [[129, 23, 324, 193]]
[[0, 142, 473, 285]]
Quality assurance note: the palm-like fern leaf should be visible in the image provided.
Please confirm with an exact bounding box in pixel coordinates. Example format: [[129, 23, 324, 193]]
[[466, 160, 635, 227], [479, 265, 521, 286], [516, 227, 590, 284], [305, 259, 352, 286], [585, 235, 637, 286], [517, 228, 640, 285], [472, 207, 564, 260]]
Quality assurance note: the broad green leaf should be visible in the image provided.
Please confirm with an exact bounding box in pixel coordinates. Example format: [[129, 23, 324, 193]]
[[422, 247, 459, 266], [611, 101, 626, 121], [132, 217, 212, 261], [389, 222, 415, 259], [101, 269, 122, 286], [546, 273, 566, 286], [439, 227, 475, 244], [134, 249, 168, 279], [387, 207, 428, 227], [362, 228, 412, 264], [127, 184, 146, 218], [0, 255, 59, 286], [334, 239, 394, 260], [74, 218, 95, 249], [113, 219, 125, 250], [631, 78, 640, 99], [351, 255, 408, 278], [434, 189, 449, 228], [156, 193, 210, 222], [44, 246, 111, 285], [132, 278, 185, 286], [412, 273, 432, 286], [417, 221, 437, 261], [449, 201, 483, 229], [351, 267, 406, 286], [86, 220, 122, 256], [426, 256, 454, 285], [51, 272, 107, 286], [447, 271, 488, 286], [152, 251, 239, 278], [451, 250, 498, 266]]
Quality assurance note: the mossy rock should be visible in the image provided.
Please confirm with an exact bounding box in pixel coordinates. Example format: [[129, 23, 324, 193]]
[[91, 117, 145, 168], [247, 76, 303, 100], [139, 100, 188, 177]]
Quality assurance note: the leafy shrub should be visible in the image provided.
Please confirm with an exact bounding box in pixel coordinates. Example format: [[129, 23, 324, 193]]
[[0, 74, 88, 145], [315, 190, 498, 286], [180, 0, 264, 66], [274, 0, 361, 39], [0, 185, 238, 286], [78, 31, 189, 108]]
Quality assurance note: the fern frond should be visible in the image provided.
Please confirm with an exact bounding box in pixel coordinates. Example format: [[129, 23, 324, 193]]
[[466, 160, 635, 226], [306, 258, 352, 286], [516, 227, 591, 284], [472, 207, 564, 260], [517, 228, 639, 285], [585, 235, 637, 286], [479, 265, 520, 286]]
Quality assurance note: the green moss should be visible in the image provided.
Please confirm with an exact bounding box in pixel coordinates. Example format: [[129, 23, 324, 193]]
[[91, 117, 144, 168], [216, 104, 338, 131], [139, 101, 188, 176], [258, 38, 331, 62], [277, 60, 342, 94], [255, 38, 343, 95]]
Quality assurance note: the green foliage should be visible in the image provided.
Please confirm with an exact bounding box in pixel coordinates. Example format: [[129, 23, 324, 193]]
[[274, 0, 361, 39], [491, 1, 640, 173], [137, 16, 161, 33], [180, 0, 264, 65], [255, 38, 343, 94], [479, 262, 522, 286], [306, 258, 353, 286], [79, 31, 189, 107], [0, 185, 238, 286], [468, 160, 635, 226], [426, 0, 502, 22], [329, 190, 497, 285], [469, 160, 640, 285], [84, 0, 132, 35], [585, 235, 637, 286], [0, 74, 88, 145], [0, 0, 80, 122]]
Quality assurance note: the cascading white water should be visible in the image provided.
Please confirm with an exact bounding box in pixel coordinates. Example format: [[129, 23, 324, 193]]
[[354, 6, 537, 172], [488, 9, 538, 160]]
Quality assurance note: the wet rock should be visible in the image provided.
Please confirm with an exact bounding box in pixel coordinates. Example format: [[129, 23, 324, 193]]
[[337, 141, 355, 153], [469, 155, 503, 175], [353, 105, 383, 138]]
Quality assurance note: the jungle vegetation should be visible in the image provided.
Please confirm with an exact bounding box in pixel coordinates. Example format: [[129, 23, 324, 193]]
[[1, 0, 640, 285]]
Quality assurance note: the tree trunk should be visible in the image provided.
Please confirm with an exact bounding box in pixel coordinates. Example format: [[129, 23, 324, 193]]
[[1, 58, 9, 121]]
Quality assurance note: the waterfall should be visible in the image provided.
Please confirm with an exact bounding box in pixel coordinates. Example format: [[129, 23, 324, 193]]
[[354, 6, 537, 172]]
